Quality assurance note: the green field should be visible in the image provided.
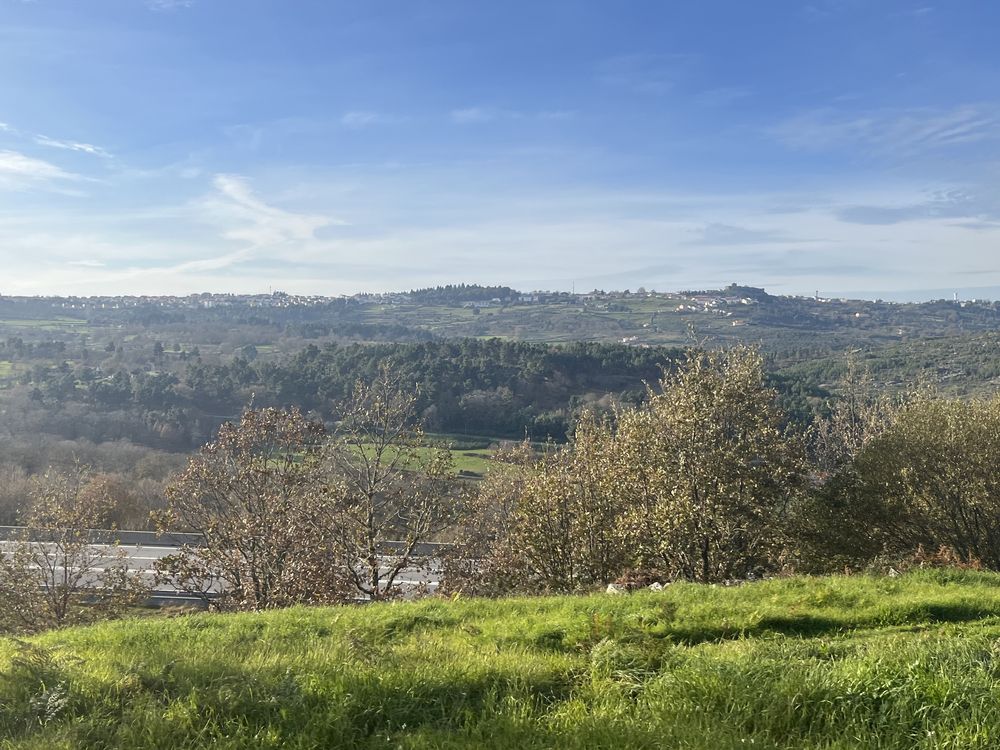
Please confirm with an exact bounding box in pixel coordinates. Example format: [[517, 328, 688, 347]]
[[354, 443, 494, 477], [354, 299, 745, 346], [450, 448, 493, 475], [5, 571, 1000, 748]]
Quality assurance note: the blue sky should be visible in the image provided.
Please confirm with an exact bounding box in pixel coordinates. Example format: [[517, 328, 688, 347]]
[[2, 0, 1000, 298]]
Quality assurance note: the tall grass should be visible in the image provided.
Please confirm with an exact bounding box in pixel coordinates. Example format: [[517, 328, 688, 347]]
[[3, 571, 1000, 748]]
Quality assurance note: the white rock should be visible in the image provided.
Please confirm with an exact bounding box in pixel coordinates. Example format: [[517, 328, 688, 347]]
[[647, 582, 664, 591], [606, 583, 627, 595]]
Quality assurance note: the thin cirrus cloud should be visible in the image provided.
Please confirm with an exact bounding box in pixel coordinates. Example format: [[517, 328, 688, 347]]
[[167, 250, 253, 274], [767, 104, 1000, 231], [339, 111, 406, 129], [208, 174, 346, 248], [835, 189, 1000, 226], [34, 135, 112, 159], [595, 53, 693, 96], [770, 104, 1000, 156], [0, 150, 80, 187], [449, 107, 575, 124], [145, 0, 195, 10], [691, 222, 807, 246], [340, 111, 383, 129], [694, 87, 752, 108], [450, 107, 497, 124], [1, 119, 112, 159]]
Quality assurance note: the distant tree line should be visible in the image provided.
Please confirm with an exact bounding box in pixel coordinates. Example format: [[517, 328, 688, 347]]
[[406, 284, 519, 305]]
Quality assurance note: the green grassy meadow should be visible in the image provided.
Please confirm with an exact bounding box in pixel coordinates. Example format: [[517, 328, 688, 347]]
[[5, 572, 1000, 748], [353, 440, 495, 477], [450, 449, 493, 475]]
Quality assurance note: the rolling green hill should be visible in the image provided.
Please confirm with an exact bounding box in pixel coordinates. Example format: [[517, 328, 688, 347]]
[[4, 571, 1000, 748], [4, 286, 1000, 490]]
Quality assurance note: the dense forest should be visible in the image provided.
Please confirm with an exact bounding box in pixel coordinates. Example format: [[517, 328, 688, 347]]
[[14, 339, 687, 448]]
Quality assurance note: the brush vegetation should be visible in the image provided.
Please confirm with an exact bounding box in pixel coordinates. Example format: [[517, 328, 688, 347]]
[[4, 572, 1000, 748]]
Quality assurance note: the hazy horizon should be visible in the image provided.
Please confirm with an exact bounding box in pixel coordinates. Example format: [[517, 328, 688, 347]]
[[5, 280, 1000, 306]]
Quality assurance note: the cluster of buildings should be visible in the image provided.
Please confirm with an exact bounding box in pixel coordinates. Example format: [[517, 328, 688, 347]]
[[1, 286, 770, 315], [1, 291, 333, 312]]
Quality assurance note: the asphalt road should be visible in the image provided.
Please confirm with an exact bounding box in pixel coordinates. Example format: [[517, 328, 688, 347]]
[[0, 539, 442, 606]]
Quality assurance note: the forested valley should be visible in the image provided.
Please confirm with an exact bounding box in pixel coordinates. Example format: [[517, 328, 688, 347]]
[[2, 284, 1000, 534]]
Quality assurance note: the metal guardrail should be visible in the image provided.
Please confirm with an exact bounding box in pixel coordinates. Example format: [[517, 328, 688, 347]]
[[0, 526, 203, 547], [0, 526, 454, 557], [146, 590, 215, 609], [0, 527, 454, 609]]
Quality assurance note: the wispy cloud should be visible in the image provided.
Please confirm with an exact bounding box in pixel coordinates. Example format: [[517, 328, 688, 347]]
[[208, 174, 345, 247], [835, 188, 999, 225], [339, 111, 402, 129], [0, 120, 112, 158], [168, 249, 252, 274], [770, 104, 1000, 156], [0, 150, 80, 188], [890, 6, 934, 19], [694, 87, 752, 108], [35, 134, 112, 158], [538, 110, 576, 121], [341, 111, 381, 129], [449, 107, 575, 125], [801, 1, 863, 21], [450, 107, 496, 124], [146, 0, 195, 10], [222, 123, 264, 151], [692, 222, 806, 245], [596, 53, 693, 95]]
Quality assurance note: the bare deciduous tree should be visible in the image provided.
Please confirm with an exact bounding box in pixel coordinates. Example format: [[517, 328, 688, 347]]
[[810, 354, 902, 474], [0, 467, 148, 633], [157, 374, 458, 609], [155, 407, 349, 610], [791, 357, 907, 570], [321, 368, 458, 601]]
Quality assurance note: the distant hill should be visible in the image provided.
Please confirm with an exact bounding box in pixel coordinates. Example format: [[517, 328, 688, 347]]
[[4, 284, 1000, 456]]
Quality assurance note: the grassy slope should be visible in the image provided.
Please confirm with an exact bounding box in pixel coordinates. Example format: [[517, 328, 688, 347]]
[[353, 443, 494, 477], [5, 572, 1000, 748]]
